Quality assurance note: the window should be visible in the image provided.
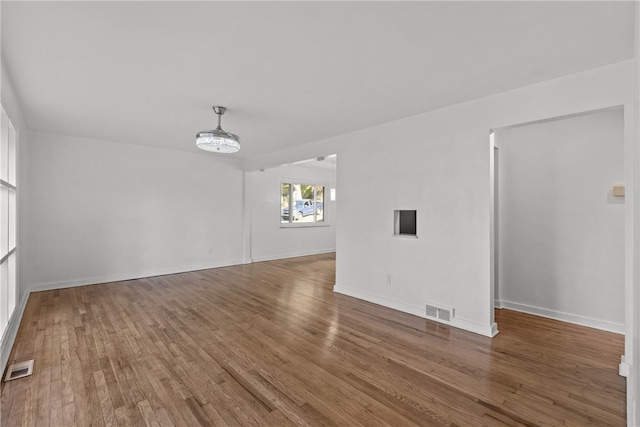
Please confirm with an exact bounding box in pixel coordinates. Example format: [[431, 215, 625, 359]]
[[281, 183, 325, 225], [0, 106, 17, 339]]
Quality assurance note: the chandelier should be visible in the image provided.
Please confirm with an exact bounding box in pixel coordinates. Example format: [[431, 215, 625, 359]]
[[196, 106, 240, 153]]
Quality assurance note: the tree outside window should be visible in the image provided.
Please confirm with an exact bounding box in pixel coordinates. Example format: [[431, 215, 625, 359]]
[[281, 183, 325, 224]]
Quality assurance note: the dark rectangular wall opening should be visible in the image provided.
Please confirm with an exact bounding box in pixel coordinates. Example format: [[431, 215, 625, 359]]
[[394, 210, 417, 236]]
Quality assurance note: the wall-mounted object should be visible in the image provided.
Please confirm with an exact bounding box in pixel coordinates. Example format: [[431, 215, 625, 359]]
[[425, 302, 455, 323], [612, 185, 625, 197]]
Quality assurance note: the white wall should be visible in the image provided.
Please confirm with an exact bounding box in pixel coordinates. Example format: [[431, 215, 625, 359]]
[[21, 131, 245, 291], [631, 5, 640, 425], [6, 58, 638, 425], [333, 60, 633, 338], [247, 163, 336, 262], [496, 109, 625, 332]]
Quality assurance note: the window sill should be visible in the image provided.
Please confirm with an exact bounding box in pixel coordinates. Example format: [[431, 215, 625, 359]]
[[280, 223, 331, 229], [392, 234, 418, 239]]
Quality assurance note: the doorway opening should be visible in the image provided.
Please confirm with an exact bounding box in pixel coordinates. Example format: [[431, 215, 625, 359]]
[[490, 107, 625, 335]]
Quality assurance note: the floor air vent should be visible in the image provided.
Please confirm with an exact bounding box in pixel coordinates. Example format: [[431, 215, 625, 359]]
[[425, 303, 454, 323], [4, 359, 34, 382]]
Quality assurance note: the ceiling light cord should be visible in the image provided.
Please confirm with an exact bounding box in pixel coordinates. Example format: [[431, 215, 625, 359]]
[[213, 106, 226, 129]]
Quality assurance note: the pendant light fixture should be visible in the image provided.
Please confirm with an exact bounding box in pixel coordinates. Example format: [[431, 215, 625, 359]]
[[196, 106, 240, 153]]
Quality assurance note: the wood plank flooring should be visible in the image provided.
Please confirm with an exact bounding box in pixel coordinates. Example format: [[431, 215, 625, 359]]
[[1, 253, 626, 426]]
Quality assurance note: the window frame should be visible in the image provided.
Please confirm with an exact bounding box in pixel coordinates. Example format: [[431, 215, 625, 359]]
[[280, 181, 329, 228], [0, 106, 18, 339]]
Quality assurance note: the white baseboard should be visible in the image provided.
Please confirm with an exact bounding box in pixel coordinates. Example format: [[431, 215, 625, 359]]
[[24, 250, 337, 295], [25, 259, 245, 294], [333, 284, 496, 337], [1, 291, 30, 376], [490, 322, 499, 337], [496, 299, 625, 334], [251, 248, 336, 263], [619, 355, 631, 377]]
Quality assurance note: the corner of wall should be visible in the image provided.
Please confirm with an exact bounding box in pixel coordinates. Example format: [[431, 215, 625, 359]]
[[497, 299, 625, 335], [1, 60, 28, 130], [631, 4, 640, 425]]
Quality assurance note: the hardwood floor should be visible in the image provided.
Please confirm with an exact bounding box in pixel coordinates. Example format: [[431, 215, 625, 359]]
[[1, 253, 626, 426]]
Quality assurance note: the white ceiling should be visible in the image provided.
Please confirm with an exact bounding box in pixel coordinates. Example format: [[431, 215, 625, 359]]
[[2, 1, 635, 160]]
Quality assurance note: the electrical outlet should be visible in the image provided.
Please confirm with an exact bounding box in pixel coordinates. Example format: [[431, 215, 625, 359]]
[[385, 274, 391, 286]]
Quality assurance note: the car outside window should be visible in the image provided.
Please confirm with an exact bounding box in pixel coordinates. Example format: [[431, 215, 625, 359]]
[[281, 183, 325, 225]]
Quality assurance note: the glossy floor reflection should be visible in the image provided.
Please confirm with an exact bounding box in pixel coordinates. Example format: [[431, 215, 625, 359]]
[[1, 253, 625, 426]]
